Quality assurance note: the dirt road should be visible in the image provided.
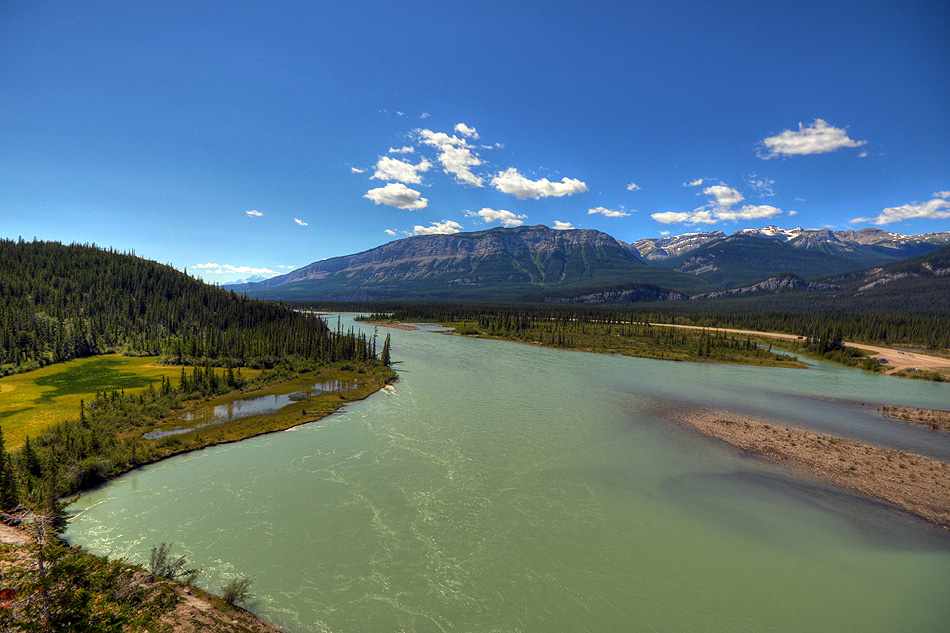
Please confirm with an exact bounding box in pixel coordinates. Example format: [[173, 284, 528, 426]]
[[648, 323, 950, 374]]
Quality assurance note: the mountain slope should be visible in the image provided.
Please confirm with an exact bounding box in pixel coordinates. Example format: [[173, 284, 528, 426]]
[[229, 225, 715, 300], [0, 238, 349, 374]]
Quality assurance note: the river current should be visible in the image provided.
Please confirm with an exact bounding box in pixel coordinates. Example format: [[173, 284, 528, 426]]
[[65, 316, 950, 632]]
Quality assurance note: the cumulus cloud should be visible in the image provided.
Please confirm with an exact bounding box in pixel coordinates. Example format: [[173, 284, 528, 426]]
[[684, 179, 704, 187], [195, 263, 221, 269], [388, 146, 415, 154], [246, 210, 263, 217], [851, 195, 950, 225], [652, 210, 716, 225], [588, 206, 630, 218], [759, 119, 867, 158], [384, 229, 397, 236], [465, 207, 527, 227], [704, 185, 745, 208], [454, 123, 478, 139], [717, 204, 783, 221], [626, 182, 640, 191], [659, 230, 670, 236], [552, 221, 575, 230], [652, 182, 784, 225], [491, 168, 588, 199], [364, 183, 429, 210], [372, 156, 432, 184], [350, 167, 366, 174], [294, 218, 308, 226], [413, 220, 463, 235], [417, 128, 484, 186], [420, 112, 430, 119]]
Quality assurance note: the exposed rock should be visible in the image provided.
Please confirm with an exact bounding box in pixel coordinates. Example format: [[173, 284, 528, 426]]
[[690, 273, 839, 299]]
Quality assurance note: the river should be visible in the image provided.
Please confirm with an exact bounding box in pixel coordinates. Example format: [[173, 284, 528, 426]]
[[65, 316, 950, 632]]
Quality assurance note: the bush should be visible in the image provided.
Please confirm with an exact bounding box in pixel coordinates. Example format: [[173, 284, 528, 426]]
[[149, 542, 200, 583], [220, 576, 254, 606]]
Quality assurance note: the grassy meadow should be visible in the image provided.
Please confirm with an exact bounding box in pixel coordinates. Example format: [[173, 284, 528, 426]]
[[0, 355, 261, 449]]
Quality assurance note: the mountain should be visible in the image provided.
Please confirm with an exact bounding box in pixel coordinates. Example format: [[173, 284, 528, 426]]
[[690, 273, 839, 300], [641, 227, 950, 288], [226, 225, 715, 301], [632, 225, 950, 266], [629, 231, 725, 261], [818, 243, 950, 313]]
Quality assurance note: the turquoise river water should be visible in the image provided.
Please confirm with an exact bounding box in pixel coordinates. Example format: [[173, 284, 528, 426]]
[[65, 316, 950, 632]]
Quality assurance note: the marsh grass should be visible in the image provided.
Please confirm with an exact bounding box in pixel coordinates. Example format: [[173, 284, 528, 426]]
[[0, 355, 262, 450]]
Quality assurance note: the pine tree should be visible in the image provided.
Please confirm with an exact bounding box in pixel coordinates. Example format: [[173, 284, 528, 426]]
[[380, 333, 391, 366]]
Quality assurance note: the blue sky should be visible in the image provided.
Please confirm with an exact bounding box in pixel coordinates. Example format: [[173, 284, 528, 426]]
[[2, 1, 948, 282]]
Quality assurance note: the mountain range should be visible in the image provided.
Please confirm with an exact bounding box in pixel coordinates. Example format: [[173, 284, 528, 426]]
[[225, 225, 950, 309]]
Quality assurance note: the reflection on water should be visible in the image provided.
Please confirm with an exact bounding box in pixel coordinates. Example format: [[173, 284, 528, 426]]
[[143, 379, 358, 440], [68, 315, 950, 633]]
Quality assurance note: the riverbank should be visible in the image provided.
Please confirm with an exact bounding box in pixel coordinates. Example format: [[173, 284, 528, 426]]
[[3, 363, 397, 632], [1, 521, 285, 632], [667, 406, 950, 529], [880, 405, 950, 431]]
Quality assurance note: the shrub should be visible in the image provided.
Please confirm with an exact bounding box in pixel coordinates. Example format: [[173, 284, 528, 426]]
[[220, 576, 254, 607]]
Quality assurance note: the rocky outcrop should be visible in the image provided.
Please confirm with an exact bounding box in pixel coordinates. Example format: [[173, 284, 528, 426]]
[[690, 273, 839, 300]]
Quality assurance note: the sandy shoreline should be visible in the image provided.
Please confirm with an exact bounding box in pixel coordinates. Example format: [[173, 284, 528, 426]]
[[357, 319, 419, 330], [879, 405, 950, 432], [666, 406, 950, 529]]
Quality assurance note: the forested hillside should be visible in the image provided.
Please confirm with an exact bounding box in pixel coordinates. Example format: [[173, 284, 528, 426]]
[[0, 238, 374, 375]]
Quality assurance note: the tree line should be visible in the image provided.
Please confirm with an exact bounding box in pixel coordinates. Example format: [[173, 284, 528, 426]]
[[0, 238, 382, 375], [347, 301, 949, 351]]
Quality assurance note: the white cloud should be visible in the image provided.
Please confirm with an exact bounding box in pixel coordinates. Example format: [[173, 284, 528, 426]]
[[465, 207, 527, 227], [858, 151, 868, 158], [851, 195, 950, 225], [223, 265, 276, 275], [652, 210, 717, 224], [745, 173, 775, 197], [420, 112, 430, 119], [684, 179, 704, 187], [364, 183, 429, 210], [759, 119, 867, 158], [454, 123, 478, 139], [788, 210, 798, 216], [588, 206, 630, 218], [246, 210, 263, 217], [716, 204, 783, 221], [653, 182, 784, 225], [350, 167, 366, 174], [294, 218, 308, 226], [703, 185, 745, 208], [197, 264, 277, 276], [396, 111, 405, 117], [384, 229, 397, 236], [417, 128, 484, 186], [659, 230, 670, 236], [388, 146, 415, 154], [552, 221, 575, 230], [413, 220, 463, 235], [276, 265, 295, 269], [372, 155, 432, 184], [626, 182, 640, 191], [491, 168, 588, 199]]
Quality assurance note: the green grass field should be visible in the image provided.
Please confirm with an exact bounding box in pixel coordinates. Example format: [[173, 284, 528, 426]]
[[0, 355, 261, 449]]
